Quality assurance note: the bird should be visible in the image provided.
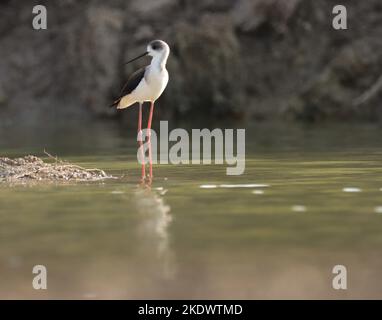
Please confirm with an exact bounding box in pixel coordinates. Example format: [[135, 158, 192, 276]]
[[111, 40, 170, 180]]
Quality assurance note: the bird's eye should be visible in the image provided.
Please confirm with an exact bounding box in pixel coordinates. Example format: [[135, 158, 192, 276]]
[[151, 41, 162, 51]]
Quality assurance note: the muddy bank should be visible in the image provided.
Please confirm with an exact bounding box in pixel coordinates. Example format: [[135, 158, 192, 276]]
[[0, 0, 381, 124], [0, 155, 111, 183]]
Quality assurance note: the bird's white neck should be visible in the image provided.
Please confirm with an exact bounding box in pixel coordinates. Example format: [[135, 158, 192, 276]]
[[151, 50, 169, 71]]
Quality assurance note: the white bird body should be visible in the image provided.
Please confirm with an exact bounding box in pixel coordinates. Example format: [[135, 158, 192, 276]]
[[118, 65, 169, 109], [116, 40, 170, 109]]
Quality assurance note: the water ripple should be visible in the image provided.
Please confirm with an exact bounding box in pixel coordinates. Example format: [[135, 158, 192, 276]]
[[342, 187, 362, 193], [200, 184, 269, 189]]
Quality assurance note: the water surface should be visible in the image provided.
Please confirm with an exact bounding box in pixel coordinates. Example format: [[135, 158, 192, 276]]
[[1, 122, 382, 299]]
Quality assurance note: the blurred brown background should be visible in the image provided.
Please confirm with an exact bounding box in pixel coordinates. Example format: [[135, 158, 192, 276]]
[[0, 0, 381, 126]]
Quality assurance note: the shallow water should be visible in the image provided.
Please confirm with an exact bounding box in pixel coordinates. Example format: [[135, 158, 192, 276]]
[[1, 122, 382, 299]]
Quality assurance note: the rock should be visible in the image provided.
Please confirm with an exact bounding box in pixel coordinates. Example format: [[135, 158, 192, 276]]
[[163, 14, 245, 118], [286, 36, 382, 121], [0, 0, 381, 124], [130, 0, 175, 16], [0, 2, 125, 123], [233, 0, 301, 34]]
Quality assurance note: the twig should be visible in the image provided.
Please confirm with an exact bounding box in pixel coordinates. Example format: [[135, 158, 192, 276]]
[[1, 154, 114, 183], [43, 149, 60, 163], [353, 74, 382, 107]]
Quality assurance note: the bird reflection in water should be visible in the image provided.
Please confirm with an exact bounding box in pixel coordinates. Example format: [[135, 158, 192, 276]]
[[133, 179, 176, 280]]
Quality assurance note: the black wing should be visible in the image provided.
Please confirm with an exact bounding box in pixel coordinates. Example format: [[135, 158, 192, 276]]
[[110, 67, 146, 108], [120, 67, 146, 96]]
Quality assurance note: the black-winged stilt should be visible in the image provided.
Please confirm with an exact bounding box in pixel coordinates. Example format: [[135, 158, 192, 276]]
[[111, 40, 170, 180]]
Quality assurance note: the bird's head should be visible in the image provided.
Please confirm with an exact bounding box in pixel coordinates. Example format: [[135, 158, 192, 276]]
[[125, 40, 170, 65], [147, 40, 170, 59]]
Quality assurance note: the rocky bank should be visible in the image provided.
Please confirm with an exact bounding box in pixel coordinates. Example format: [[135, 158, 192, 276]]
[[0, 0, 381, 125]]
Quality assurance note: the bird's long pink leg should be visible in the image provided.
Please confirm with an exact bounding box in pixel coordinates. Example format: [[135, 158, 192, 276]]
[[147, 101, 155, 179], [138, 103, 145, 181]]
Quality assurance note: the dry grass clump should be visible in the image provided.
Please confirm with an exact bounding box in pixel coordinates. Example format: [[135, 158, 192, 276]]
[[0, 152, 111, 183]]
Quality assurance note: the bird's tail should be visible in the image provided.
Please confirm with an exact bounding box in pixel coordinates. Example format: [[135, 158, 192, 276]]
[[115, 95, 136, 109], [109, 97, 121, 109]]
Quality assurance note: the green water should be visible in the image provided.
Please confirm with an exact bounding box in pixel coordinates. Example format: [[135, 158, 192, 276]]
[[1, 122, 382, 299]]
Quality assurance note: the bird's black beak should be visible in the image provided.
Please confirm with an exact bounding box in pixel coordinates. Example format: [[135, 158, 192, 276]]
[[125, 52, 149, 65]]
